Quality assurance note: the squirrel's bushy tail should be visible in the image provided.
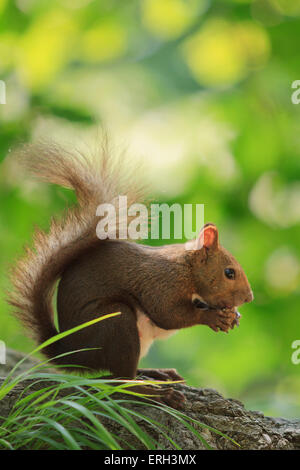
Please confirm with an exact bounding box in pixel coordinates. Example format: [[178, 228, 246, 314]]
[[8, 139, 144, 349]]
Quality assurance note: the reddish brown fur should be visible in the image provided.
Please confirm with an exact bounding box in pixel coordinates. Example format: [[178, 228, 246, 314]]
[[7, 140, 253, 408]]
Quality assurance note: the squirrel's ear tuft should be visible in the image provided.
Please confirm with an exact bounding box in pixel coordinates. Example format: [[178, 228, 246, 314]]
[[196, 223, 219, 251]]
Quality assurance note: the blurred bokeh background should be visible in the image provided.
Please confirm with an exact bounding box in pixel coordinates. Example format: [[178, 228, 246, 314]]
[[0, 0, 300, 417]]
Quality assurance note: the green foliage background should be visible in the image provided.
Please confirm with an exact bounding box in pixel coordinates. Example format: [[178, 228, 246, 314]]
[[0, 0, 299, 417]]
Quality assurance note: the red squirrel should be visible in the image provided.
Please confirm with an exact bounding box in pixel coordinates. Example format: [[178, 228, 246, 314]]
[[8, 140, 253, 409]]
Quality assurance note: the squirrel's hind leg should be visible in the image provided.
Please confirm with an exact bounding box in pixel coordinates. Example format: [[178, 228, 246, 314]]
[[56, 302, 185, 409]]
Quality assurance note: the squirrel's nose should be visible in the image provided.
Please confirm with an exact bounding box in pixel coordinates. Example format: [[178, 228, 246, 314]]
[[244, 290, 254, 303]]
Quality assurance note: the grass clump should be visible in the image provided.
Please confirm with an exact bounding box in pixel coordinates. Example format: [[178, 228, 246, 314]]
[[0, 315, 238, 450]]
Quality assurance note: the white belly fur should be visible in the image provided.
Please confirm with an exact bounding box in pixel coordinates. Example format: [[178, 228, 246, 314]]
[[136, 309, 178, 360]]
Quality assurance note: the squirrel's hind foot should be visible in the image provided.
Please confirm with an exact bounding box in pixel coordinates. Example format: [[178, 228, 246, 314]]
[[137, 368, 185, 382]]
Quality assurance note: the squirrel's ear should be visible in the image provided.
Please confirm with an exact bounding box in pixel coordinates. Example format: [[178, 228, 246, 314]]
[[195, 223, 219, 251]]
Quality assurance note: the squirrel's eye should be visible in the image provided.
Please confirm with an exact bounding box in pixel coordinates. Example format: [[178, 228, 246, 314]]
[[224, 268, 235, 280]]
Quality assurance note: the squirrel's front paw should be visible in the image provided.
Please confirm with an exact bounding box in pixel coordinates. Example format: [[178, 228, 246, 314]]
[[204, 308, 241, 333], [217, 308, 241, 332]]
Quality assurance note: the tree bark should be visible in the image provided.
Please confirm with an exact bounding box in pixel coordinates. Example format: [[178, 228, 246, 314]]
[[0, 349, 299, 450]]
